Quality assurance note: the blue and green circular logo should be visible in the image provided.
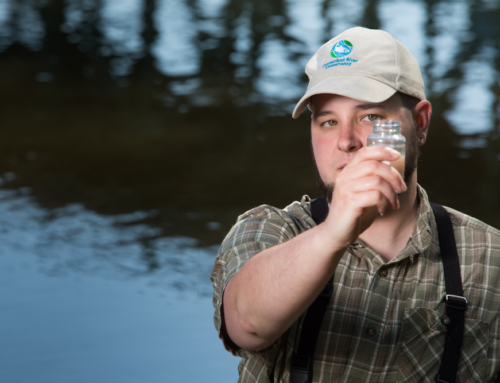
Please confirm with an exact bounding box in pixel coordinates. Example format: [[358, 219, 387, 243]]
[[331, 40, 353, 58]]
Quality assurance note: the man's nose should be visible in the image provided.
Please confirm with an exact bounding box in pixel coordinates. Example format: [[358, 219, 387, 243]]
[[337, 123, 364, 152]]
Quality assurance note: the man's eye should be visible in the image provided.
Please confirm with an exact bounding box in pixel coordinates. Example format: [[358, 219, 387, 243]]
[[365, 114, 379, 121], [323, 120, 337, 127]]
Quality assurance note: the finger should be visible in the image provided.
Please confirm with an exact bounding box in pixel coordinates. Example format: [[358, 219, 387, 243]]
[[340, 160, 406, 193], [355, 190, 399, 215], [333, 179, 398, 218], [347, 146, 401, 168], [342, 190, 390, 218], [374, 193, 390, 216], [348, 176, 400, 210]]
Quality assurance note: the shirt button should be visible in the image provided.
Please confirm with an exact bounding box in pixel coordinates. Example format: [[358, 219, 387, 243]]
[[380, 269, 388, 278], [366, 327, 377, 337]]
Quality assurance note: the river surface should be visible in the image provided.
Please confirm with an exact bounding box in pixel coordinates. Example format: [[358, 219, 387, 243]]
[[0, 188, 238, 382], [0, 0, 499, 382]]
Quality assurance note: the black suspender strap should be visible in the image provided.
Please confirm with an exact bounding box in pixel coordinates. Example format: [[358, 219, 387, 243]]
[[310, 196, 329, 226], [291, 200, 466, 383], [431, 203, 468, 383], [291, 197, 332, 383]]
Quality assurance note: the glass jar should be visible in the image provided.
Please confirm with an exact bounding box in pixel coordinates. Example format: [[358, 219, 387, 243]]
[[367, 120, 406, 178]]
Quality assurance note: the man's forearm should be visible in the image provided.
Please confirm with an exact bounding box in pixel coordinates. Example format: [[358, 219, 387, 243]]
[[223, 147, 405, 351], [223, 223, 346, 351]]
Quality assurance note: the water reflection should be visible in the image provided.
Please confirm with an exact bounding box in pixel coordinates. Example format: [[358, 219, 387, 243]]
[[0, 1, 497, 117], [154, 0, 199, 77], [445, 44, 497, 137], [0, 0, 498, 271], [0, 188, 238, 382], [0, 1, 498, 381], [0, 189, 215, 295]]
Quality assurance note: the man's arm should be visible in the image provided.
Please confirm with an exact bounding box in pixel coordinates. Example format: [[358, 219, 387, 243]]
[[223, 147, 407, 351]]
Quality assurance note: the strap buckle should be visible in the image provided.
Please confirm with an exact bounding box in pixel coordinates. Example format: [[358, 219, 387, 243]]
[[445, 294, 468, 311], [291, 354, 313, 371], [290, 355, 313, 383]]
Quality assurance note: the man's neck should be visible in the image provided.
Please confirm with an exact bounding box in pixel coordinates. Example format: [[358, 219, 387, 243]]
[[358, 174, 420, 263]]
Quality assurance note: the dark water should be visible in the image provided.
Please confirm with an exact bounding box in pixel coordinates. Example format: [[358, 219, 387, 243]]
[[0, 0, 499, 382]]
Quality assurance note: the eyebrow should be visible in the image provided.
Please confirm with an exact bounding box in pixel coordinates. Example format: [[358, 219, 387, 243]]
[[313, 110, 333, 118], [313, 102, 386, 118], [354, 103, 386, 111]]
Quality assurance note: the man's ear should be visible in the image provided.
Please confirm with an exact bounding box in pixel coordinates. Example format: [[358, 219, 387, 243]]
[[414, 100, 432, 144]]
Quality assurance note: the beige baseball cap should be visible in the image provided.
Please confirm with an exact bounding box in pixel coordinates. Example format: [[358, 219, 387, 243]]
[[292, 27, 426, 118]]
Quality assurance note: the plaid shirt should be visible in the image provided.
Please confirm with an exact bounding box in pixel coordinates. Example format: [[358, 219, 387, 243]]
[[211, 186, 500, 382]]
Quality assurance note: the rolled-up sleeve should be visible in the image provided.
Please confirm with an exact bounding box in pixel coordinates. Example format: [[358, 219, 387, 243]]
[[210, 203, 312, 356]]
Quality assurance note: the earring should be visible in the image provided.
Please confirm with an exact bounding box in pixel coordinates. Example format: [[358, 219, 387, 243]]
[[419, 137, 424, 142]]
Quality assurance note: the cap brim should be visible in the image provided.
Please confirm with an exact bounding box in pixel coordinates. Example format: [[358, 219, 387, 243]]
[[292, 76, 397, 119]]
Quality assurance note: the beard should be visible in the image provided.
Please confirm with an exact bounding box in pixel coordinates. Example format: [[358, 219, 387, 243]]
[[314, 121, 420, 203]]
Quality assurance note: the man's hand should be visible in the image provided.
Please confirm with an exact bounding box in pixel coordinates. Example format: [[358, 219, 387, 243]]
[[222, 146, 407, 352], [324, 146, 407, 249]]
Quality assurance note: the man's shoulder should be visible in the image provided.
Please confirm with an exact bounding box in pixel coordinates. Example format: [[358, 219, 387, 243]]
[[217, 196, 317, 254], [235, 195, 316, 228], [446, 206, 500, 234], [444, 205, 500, 245]]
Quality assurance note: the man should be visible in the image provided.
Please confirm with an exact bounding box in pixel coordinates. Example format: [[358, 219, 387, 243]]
[[211, 27, 500, 382]]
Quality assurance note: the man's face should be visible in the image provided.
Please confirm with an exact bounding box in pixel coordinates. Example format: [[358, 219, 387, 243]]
[[310, 93, 419, 199]]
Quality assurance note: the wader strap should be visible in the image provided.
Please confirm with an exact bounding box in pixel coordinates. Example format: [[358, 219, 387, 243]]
[[310, 196, 329, 226], [291, 197, 332, 383], [431, 203, 467, 383], [291, 200, 465, 383]]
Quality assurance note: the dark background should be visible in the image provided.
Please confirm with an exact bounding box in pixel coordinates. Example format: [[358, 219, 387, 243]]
[[1, 0, 499, 248], [0, 1, 499, 382]]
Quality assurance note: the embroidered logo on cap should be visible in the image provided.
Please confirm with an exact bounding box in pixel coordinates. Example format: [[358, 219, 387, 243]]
[[330, 40, 353, 58]]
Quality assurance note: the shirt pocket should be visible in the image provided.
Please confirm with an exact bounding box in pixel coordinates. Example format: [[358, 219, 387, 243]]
[[396, 307, 489, 383]]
